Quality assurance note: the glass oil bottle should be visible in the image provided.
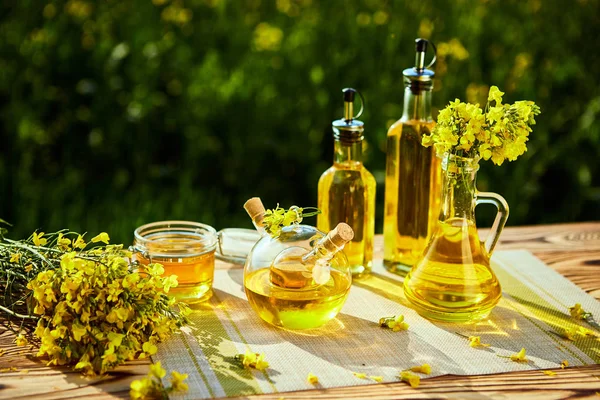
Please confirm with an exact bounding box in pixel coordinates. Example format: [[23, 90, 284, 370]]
[[243, 200, 354, 330], [317, 88, 376, 278], [383, 38, 442, 274]]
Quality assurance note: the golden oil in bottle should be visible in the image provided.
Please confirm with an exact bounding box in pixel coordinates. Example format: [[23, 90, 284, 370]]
[[384, 39, 442, 274], [244, 267, 351, 330], [384, 120, 441, 270], [242, 221, 354, 330], [403, 218, 501, 322], [404, 153, 507, 322], [318, 88, 375, 278], [133, 221, 217, 304]]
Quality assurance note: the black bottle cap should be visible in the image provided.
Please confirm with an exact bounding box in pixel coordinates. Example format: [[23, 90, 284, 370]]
[[332, 87, 364, 142], [415, 38, 428, 53], [343, 88, 356, 103], [403, 38, 436, 82]]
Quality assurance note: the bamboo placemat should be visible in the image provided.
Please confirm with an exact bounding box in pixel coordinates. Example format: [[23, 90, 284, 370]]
[[155, 250, 600, 399]]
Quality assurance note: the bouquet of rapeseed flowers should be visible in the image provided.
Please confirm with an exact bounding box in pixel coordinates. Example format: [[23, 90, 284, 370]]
[[422, 86, 541, 165], [0, 224, 189, 376]]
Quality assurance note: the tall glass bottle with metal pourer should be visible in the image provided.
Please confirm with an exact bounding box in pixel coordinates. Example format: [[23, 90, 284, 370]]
[[318, 88, 376, 278], [383, 38, 442, 274]]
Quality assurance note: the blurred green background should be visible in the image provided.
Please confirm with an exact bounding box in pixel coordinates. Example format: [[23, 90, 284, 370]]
[[1, 0, 599, 244]]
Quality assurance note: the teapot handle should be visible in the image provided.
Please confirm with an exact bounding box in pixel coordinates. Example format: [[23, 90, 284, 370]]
[[475, 191, 509, 255]]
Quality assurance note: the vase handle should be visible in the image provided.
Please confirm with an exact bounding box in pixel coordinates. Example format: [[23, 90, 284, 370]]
[[475, 191, 509, 255]]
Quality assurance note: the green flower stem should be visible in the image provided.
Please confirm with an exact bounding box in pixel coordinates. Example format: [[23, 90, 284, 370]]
[[0, 304, 36, 319]]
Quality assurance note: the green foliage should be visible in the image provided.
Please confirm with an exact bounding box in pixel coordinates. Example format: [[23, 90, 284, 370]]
[[1, 0, 599, 243]]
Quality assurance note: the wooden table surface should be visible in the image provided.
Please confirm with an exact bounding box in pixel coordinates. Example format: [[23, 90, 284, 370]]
[[1, 222, 600, 399]]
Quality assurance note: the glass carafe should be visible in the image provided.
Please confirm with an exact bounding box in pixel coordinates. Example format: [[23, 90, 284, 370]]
[[403, 153, 509, 322]]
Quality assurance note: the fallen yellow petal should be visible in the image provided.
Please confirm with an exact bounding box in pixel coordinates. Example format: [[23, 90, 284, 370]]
[[569, 303, 591, 320], [254, 353, 269, 371], [468, 336, 490, 348], [560, 360, 569, 369], [542, 370, 556, 376], [14, 334, 28, 347], [400, 370, 420, 388], [562, 328, 578, 341], [578, 326, 597, 337], [409, 364, 432, 375], [370, 376, 383, 382], [353, 372, 367, 379], [307, 373, 319, 384], [510, 348, 527, 362]]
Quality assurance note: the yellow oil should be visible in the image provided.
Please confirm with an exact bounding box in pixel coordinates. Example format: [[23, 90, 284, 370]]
[[383, 120, 442, 273], [134, 233, 214, 304], [318, 160, 376, 278], [403, 218, 502, 322], [244, 267, 351, 330]]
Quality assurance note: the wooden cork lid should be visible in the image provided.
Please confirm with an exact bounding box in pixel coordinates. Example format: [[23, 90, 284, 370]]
[[328, 222, 354, 248], [243, 197, 266, 223]]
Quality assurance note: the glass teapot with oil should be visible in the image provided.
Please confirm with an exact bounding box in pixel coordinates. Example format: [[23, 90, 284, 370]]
[[242, 198, 353, 330]]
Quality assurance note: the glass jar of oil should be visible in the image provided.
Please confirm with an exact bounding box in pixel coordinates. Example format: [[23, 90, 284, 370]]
[[133, 221, 217, 304], [243, 224, 352, 330]]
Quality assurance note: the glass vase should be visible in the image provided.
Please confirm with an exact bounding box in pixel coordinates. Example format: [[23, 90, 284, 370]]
[[403, 152, 509, 322]]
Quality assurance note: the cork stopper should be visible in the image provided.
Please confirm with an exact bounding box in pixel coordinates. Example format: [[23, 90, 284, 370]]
[[321, 222, 354, 253], [244, 197, 266, 227], [330, 222, 354, 247]]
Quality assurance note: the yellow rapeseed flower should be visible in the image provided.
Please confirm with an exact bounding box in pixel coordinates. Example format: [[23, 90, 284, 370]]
[[488, 85, 504, 105], [150, 362, 167, 379], [108, 332, 124, 348], [410, 364, 431, 374], [170, 370, 189, 392], [73, 235, 86, 249], [129, 377, 152, 399], [239, 350, 269, 370], [468, 336, 490, 348], [10, 253, 21, 263], [23, 229, 188, 376], [32, 232, 47, 247], [379, 315, 409, 331], [400, 370, 420, 388], [562, 328, 580, 341], [71, 322, 87, 342], [307, 372, 319, 384], [102, 347, 118, 365], [142, 341, 158, 356], [15, 334, 28, 346], [57, 233, 71, 250], [510, 348, 527, 362], [561, 360, 569, 369], [422, 86, 540, 166], [254, 353, 269, 370], [569, 303, 592, 320], [91, 232, 110, 244], [162, 275, 179, 293]]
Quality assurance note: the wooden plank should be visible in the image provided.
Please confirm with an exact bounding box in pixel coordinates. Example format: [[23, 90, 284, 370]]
[[1, 222, 599, 399]]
